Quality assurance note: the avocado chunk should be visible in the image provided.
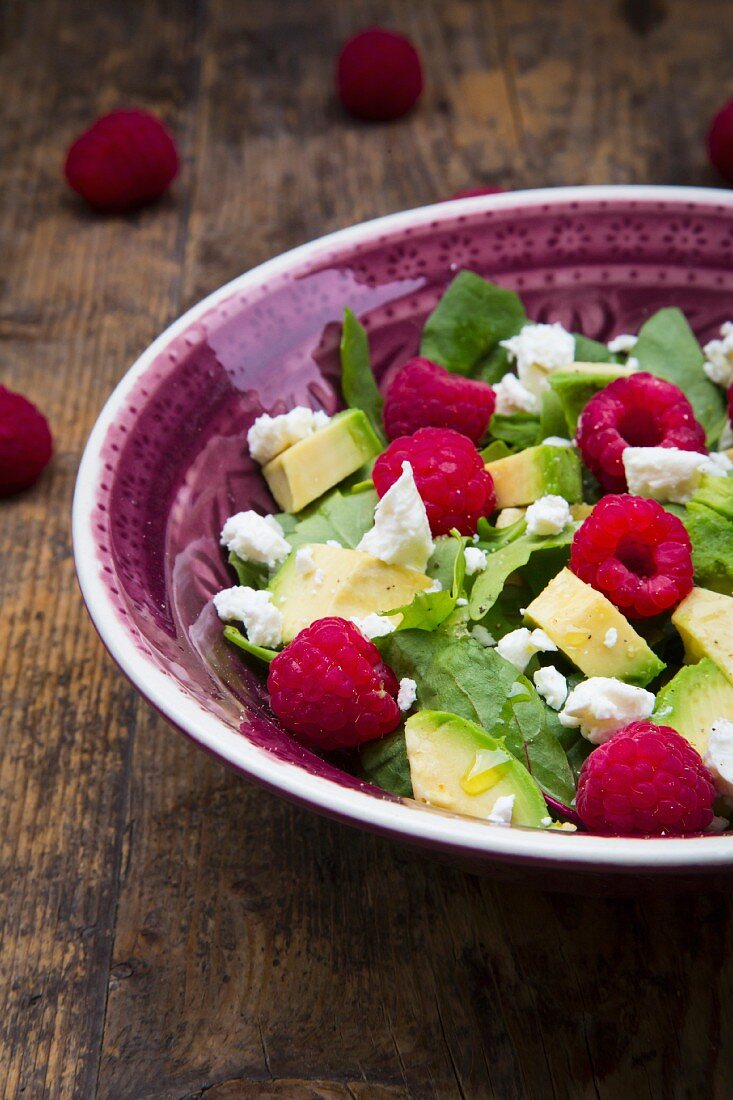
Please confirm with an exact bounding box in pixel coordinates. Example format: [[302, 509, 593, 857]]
[[684, 502, 733, 596], [269, 543, 432, 642], [263, 409, 382, 513], [549, 362, 636, 434], [672, 587, 733, 685], [485, 444, 582, 509], [654, 659, 733, 756], [524, 568, 665, 686], [690, 472, 733, 522], [404, 710, 548, 827]]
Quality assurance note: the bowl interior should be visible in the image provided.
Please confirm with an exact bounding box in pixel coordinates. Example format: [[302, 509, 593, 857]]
[[76, 188, 733, 868]]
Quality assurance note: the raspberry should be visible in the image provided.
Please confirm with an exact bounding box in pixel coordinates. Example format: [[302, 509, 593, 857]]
[[570, 494, 693, 619], [576, 372, 706, 492], [64, 108, 179, 213], [336, 28, 423, 121], [267, 617, 401, 751], [707, 98, 733, 185], [576, 722, 716, 836], [373, 427, 496, 536], [384, 357, 496, 442], [0, 385, 53, 496]]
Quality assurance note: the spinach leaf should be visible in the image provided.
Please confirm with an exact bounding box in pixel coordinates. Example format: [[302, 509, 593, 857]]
[[476, 514, 527, 547], [469, 528, 574, 620], [476, 581, 528, 640], [473, 345, 515, 384], [489, 412, 541, 449], [276, 487, 377, 549], [488, 677, 577, 805], [228, 551, 269, 590], [480, 439, 514, 463], [340, 308, 387, 444], [539, 389, 569, 440], [573, 334, 620, 363], [389, 532, 467, 631], [223, 625, 277, 664], [360, 730, 413, 797], [633, 308, 726, 444], [420, 271, 526, 376]]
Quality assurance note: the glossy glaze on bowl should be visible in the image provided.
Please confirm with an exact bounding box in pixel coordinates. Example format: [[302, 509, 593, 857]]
[[74, 187, 733, 878]]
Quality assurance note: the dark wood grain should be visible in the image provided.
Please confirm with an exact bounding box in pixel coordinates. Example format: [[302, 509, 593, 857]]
[[3, 1, 733, 1098]]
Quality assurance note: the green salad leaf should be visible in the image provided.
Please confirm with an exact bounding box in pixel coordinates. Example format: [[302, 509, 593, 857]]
[[572, 333, 621, 363], [480, 439, 514, 463], [389, 532, 467, 631], [476, 514, 527, 547], [228, 551, 269, 590], [340, 308, 387, 444], [419, 271, 526, 376], [469, 527, 574, 620], [489, 412, 541, 449], [360, 730, 413, 797], [223, 625, 277, 664], [539, 389, 570, 440], [633, 308, 726, 444], [276, 487, 377, 550]]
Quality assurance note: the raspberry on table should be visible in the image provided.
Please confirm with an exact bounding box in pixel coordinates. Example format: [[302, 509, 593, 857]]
[[0, 385, 53, 497], [383, 357, 496, 442], [64, 108, 179, 213], [576, 721, 716, 836], [372, 426, 496, 536], [336, 28, 424, 122], [570, 494, 693, 619], [267, 617, 401, 751], [576, 372, 706, 492]]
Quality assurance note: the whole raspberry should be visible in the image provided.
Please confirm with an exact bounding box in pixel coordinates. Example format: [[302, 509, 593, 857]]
[[64, 108, 179, 213], [0, 385, 53, 496], [384, 357, 496, 442], [267, 617, 401, 751], [373, 426, 496, 536], [576, 722, 716, 836], [336, 28, 423, 121], [576, 372, 706, 492], [570, 494, 693, 619], [707, 98, 733, 185]]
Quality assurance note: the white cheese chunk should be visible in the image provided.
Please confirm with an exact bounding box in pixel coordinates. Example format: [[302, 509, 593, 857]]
[[487, 793, 515, 827], [220, 511, 291, 569], [525, 494, 572, 537], [464, 546, 488, 575], [607, 334, 638, 354], [351, 613, 397, 641], [496, 627, 557, 673], [493, 373, 541, 415], [213, 586, 283, 648], [533, 666, 568, 710], [500, 322, 575, 396], [559, 677, 655, 745], [603, 627, 618, 649], [622, 446, 733, 504], [397, 677, 418, 713], [703, 322, 733, 388], [357, 461, 434, 572], [704, 718, 733, 801], [247, 406, 331, 465]]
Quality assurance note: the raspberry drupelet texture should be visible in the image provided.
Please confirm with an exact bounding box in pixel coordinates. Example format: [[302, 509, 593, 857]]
[[383, 357, 496, 442], [576, 372, 706, 492], [0, 385, 53, 496], [570, 494, 693, 619], [372, 427, 496, 536], [576, 722, 716, 836], [64, 108, 179, 212], [336, 28, 423, 121], [267, 617, 401, 751]]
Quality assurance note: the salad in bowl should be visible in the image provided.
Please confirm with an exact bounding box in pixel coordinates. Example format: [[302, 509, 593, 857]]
[[210, 269, 733, 838]]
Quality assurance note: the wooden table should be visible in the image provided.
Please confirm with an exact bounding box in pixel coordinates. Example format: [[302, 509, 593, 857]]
[[3, 1, 733, 1096]]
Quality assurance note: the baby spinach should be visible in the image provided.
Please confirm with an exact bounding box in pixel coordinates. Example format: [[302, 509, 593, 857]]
[[360, 729, 413, 797], [419, 271, 526, 376], [476, 514, 527, 547], [223, 625, 277, 664], [277, 487, 378, 550], [489, 412, 541, 449], [228, 551, 268, 590], [388, 532, 467, 631], [469, 528, 574, 620], [572, 334, 620, 363], [633, 308, 726, 444], [340, 308, 387, 444], [480, 439, 514, 463]]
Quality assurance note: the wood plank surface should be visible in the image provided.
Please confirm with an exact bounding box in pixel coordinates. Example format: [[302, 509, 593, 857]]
[[2, 1, 733, 1098]]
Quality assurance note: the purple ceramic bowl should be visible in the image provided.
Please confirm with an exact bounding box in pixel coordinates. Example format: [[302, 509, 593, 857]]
[[73, 186, 733, 884]]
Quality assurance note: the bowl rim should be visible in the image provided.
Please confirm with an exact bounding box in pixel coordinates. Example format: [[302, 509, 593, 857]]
[[73, 184, 733, 872]]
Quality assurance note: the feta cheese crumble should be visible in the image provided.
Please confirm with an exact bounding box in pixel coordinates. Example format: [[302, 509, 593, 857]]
[[470, 624, 496, 647], [541, 436, 574, 448], [559, 677, 655, 745], [247, 406, 330, 465], [703, 322, 733, 388], [607, 333, 638, 354], [603, 627, 618, 649], [500, 322, 575, 396], [220, 511, 291, 569], [295, 546, 316, 574], [357, 461, 434, 572], [493, 373, 541, 415], [487, 794, 515, 827], [326, 539, 341, 549], [524, 494, 572, 537], [719, 420, 733, 451], [622, 446, 733, 504], [533, 666, 568, 710], [464, 546, 488, 575], [351, 613, 397, 641], [213, 586, 283, 648], [704, 718, 733, 801], [496, 627, 557, 673], [397, 677, 418, 713]]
